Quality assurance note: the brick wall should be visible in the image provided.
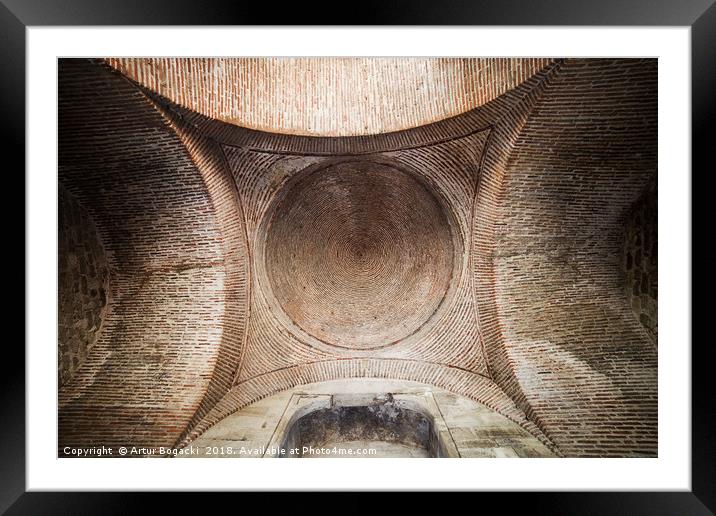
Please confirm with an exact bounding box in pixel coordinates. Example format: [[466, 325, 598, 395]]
[[58, 59, 249, 453], [58, 185, 111, 387], [624, 179, 658, 342], [481, 59, 658, 456]]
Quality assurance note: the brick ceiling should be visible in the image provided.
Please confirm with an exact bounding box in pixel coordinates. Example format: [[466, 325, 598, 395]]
[[106, 57, 554, 136], [58, 57, 657, 458]]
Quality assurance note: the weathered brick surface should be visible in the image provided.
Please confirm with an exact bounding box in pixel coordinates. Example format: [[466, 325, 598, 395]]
[[106, 58, 554, 136], [167, 126, 252, 447], [58, 58, 657, 458], [624, 179, 658, 342], [58, 185, 111, 387], [477, 59, 658, 457], [58, 59, 249, 453]]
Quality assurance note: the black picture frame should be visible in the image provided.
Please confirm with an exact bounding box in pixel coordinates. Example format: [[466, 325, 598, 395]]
[[7, 0, 709, 513]]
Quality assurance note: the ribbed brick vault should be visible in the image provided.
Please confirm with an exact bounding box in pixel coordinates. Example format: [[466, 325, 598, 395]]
[[58, 57, 657, 457]]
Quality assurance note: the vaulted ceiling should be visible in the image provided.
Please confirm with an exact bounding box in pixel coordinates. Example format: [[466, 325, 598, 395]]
[[58, 57, 657, 457], [106, 57, 554, 136]]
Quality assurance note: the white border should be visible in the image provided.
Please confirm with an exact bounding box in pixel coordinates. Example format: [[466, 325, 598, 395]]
[[27, 27, 691, 491]]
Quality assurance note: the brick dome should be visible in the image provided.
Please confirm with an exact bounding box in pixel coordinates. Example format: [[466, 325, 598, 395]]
[[262, 160, 455, 350]]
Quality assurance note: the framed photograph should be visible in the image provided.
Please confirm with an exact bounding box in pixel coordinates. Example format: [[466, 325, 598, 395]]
[[11, 0, 708, 512]]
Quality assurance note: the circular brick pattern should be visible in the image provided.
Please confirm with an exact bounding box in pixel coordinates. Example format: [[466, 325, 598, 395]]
[[264, 161, 454, 350]]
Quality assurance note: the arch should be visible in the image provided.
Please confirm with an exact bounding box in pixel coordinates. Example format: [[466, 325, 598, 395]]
[[473, 58, 658, 457], [182, 378, 556, 458], [179, 359, 558, 455], [58, 59, 249, 452]]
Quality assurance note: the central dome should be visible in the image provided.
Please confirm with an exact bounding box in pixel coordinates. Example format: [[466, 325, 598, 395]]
[[264, 161, 455, 350]]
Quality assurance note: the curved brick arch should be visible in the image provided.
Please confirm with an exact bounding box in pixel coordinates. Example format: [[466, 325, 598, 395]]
[[180, 359, 559, 455], [471, 60, 564, 441], [474, 59, 658, 457], [58, 59, 250, 452]]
